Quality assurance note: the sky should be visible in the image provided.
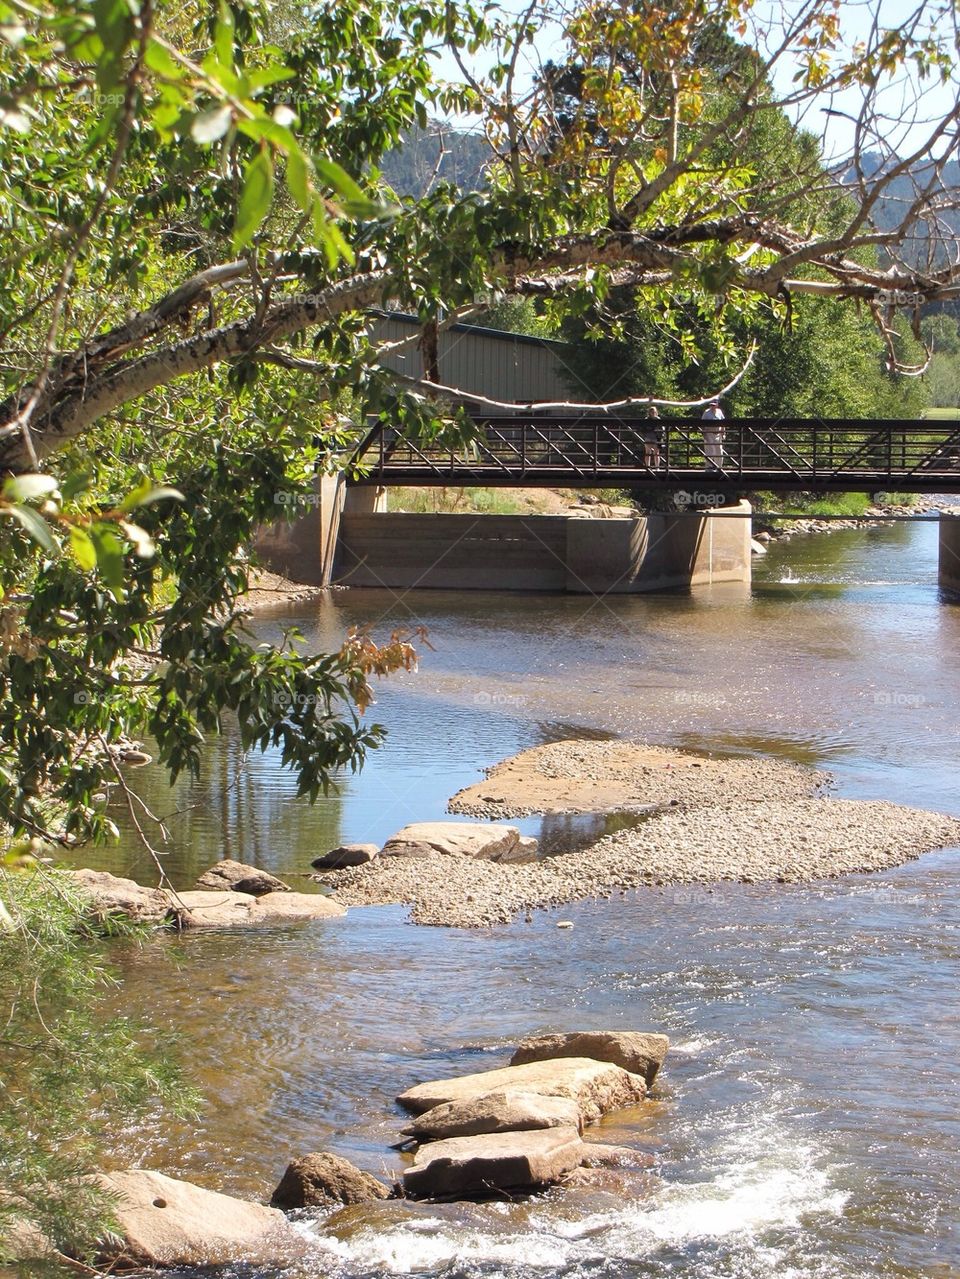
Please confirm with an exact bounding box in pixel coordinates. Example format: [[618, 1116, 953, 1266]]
[[430, 0, 960, 164]]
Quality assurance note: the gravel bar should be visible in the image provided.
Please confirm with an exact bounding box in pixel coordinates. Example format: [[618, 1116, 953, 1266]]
[[326, 795, 960, 928]]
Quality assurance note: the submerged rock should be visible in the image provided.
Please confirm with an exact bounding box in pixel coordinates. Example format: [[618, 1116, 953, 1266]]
[[194, 859, 290, 896], [397, 1057, 646, 1125], [402, 1089, 583, 1141], [579, 1142, 655, 1169], [251, 891, 347, 923], [169, 890, 254, 928], [271, 1153, 391, 1208], [312, 843, 380, 870], [511, 1031, 669, 1087], [94, 1169, 302, 1269], [403, 1127, 584, 1199], [171, 889, 345, 928], [381, 822, 532, 862]]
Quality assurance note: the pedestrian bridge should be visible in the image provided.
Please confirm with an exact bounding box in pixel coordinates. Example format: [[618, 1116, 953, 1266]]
[[351, 416, 960, 494], [255, 416, 960, 599]]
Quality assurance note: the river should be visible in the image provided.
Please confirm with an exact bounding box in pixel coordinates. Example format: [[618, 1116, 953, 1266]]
[[93, 513, 960, 1279]]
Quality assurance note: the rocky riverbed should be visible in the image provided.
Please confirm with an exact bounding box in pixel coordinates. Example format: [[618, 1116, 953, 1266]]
[[324, 741, 960, 927]]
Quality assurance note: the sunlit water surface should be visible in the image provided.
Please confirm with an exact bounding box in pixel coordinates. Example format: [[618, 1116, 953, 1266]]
[[90, 513, 959, 1278]]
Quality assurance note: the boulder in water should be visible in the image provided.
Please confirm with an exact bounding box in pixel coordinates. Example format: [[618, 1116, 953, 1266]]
[[67, 869, 173, 926], [510, 1031, 669, 1086], [271, 1153, 391, 1208], [397, 1057, 646, 1125], [312, 843, 380, 870], [169, 889, 345, 928], [194, 859, 290, 896], [403, 1127, 584, 1199], [94, 1169, 302, 1269], [381, 822, 529, 861], [402, 1089, 583, 1141]]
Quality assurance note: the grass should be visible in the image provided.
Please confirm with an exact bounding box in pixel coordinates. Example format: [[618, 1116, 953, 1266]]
[[755, 490, 919, 518], [396, 487, 522, 515], [924, 407, 960, 420]]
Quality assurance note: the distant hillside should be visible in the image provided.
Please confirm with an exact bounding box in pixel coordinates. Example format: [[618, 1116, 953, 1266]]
[[379, 125, 490, 197], [841, 153, 960, 265]]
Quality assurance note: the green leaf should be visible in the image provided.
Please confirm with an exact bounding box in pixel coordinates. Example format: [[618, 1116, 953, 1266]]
[[191, 105, 232, 143], [3, 504, 57, 552], [61, 470, 92, 501], [233, 148, 274, 249], [117, 481, 184, 512], [89, 526, 126, 600], [237, 116, 297, 154], [144, 37, 181, 80], [68, 525, 97, 571], [245, 66, 295, 91], [313, 157, 367, 203], [214, 0, 234, 70], [91, 0, 132, 89], [2, 474, 59, 502], [319, 217, 355, 268], [285, 147, 311, 211]]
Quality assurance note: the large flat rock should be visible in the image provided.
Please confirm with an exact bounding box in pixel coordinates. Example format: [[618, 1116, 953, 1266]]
[[169, 889, 345, 928], [403, 1127, 584, 1199], [511, 1031, 669, 1086], [68, 869, 173, 925], [397, 1057, 646, 1124], [402, 1089, 583, 1141], [381, 822, 530, 861], [95, 1169, 303, 1268]]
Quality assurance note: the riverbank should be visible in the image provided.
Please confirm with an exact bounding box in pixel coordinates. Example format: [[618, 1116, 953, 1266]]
[[242, 569, 328, 612], [755, 496, 956, 542], [325, 742, 960, 926]]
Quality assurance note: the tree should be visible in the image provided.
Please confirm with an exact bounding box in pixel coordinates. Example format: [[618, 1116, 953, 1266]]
[[0, 0, 956, 839], [0, 0, 958, 1255]]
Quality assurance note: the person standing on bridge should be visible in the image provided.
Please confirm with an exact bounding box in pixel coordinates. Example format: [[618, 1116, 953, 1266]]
[[641, 405, 662, 468], [701, 399, 725, 474]]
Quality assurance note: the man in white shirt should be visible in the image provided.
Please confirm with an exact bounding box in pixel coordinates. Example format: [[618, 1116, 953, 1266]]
[[701, 400, 725, 472]]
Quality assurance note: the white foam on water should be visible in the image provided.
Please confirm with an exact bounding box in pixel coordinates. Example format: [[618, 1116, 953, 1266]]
[[299, 1215, 577, 1274], [298, 1120, 848, 1276], [668, 1036, 712, 1055]]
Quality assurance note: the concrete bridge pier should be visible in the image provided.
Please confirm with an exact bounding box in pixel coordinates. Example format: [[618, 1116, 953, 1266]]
[[939, 511, 960, 597], [254, 474, 386, 586]]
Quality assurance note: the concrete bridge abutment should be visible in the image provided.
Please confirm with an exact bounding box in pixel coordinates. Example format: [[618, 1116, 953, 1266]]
[[939, 512, 960, 597], [332, 499, 752, 594]]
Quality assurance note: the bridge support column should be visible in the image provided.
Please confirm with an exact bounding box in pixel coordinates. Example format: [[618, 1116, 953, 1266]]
[[939, 512, 960, 598], [343, 485, 387, 515]]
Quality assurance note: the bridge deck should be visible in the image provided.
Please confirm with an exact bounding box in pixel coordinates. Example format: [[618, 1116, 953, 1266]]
[[351, 417, 960, 493]]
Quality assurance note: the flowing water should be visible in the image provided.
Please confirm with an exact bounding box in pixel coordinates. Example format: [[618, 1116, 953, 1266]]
[[91, 512, 960, 1279]]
